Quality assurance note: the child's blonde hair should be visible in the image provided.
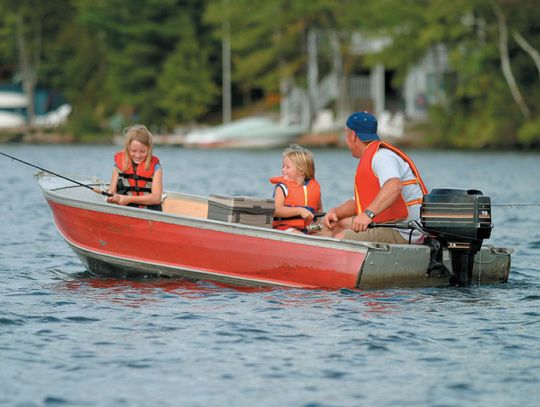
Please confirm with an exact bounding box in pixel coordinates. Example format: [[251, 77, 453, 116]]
[[282, 144, 315, 180], [122, 124, 154, 171]]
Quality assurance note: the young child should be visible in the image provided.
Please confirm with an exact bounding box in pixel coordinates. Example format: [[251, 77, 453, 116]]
[[270, 144, 322, 234], [107, 124, 163, 211]]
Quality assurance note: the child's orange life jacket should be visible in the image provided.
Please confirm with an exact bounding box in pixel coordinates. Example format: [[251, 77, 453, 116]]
[[270, 176, 321, 231]]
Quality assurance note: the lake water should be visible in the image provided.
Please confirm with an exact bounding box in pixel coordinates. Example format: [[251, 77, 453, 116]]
[[1, 144, 539, 406]]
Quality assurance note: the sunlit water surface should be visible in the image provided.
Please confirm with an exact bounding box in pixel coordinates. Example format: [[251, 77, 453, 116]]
[[1, 144, 539, 406]]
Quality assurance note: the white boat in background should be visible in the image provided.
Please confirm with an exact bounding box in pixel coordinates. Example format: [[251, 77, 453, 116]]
[[33, 104, 72, 128], [183, 117, 304, 149], [0, 111, 25, 128], [0, 91, 28, 109], [0, 91, 27, 129]]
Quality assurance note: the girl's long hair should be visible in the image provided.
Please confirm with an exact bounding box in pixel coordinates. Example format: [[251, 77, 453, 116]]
[[122, 125, 154, 171]]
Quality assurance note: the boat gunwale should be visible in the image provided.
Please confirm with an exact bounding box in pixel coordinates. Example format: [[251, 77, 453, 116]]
[[38, 174, 385, 254]]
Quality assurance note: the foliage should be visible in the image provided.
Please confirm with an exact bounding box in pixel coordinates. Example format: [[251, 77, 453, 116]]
[[359, 0, 540, 147], [204, 0, 359, 93], [157, 14, 217, 126], [518, 118, 540, 146], [0, 0, 538, 147]]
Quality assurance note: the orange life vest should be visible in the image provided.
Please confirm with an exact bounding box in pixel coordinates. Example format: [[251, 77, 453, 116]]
[[270, 176, 321, 231], [114, 151, 161, 210], [354, 141, 427, 223]]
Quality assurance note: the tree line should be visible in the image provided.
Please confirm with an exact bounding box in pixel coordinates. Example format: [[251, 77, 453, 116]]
[[0, 0, 538, 148]]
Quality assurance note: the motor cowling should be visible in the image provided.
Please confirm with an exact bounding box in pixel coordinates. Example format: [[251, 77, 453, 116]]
[[420, 189, 493, 286]]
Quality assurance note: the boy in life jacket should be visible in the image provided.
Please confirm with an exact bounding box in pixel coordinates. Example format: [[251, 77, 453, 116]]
[[270, 144, 323, 234], [107, 124, 163, 211]]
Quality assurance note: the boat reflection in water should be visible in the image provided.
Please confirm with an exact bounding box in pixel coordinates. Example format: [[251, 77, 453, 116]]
[[57, 273, 412, 316]]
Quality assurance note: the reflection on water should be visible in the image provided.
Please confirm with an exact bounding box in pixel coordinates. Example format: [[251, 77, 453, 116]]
[[53, 271, 418, 315], [57, 273, 275, 304]]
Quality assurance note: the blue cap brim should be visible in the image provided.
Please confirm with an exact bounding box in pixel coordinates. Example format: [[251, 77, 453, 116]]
[[355, 132, 380, 141]]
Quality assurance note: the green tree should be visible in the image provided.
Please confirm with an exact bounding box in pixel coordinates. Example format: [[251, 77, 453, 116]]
[[358, 0, 540, 147], [0, 0, 67, 124], [205, 0, 364, 122], [37, 3, 108, 137], [77, 0, 216, 127], [157, 15, 217, 126]]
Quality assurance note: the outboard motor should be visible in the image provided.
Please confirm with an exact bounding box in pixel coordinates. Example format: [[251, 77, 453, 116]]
[[420, 189, 493, 286]]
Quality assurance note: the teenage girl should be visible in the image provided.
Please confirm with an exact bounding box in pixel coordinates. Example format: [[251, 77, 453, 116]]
[[107, 124, 163, 211], [270, 144, 322, 234]]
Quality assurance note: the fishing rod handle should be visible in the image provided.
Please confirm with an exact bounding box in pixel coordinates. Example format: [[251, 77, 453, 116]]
[[93, 187, 113, 197]]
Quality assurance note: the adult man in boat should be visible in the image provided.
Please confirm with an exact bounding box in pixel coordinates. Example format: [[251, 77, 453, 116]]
[[323, 111, 428, 244]]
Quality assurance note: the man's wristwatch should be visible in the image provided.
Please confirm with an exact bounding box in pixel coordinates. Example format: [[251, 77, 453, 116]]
[[364, 209, 375, 219]]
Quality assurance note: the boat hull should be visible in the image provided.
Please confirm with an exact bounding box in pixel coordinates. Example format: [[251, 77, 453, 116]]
[[47, 200, 365, 289]]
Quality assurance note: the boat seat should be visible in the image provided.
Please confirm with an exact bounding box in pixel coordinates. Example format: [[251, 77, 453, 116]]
[[162, 195, 208, 219]]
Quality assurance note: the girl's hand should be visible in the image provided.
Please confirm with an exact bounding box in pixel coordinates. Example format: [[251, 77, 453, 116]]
[[299, 208, 314, 220], [106, 193, 130, 206], [115, 194, 131, 206], [106, 193, 120, 204]]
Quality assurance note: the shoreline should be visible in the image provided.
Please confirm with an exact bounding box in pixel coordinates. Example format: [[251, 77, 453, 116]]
[[2, 129, 539, 151]]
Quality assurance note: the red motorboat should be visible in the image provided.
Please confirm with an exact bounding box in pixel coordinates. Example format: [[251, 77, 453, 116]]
[[38, 173, 512, 290]]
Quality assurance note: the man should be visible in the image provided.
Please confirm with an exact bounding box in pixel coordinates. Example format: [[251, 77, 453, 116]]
[[323, 111, 428, 244]]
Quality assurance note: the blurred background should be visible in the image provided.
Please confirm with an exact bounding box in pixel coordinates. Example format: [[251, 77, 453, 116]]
[[0, 0, 538, 149]]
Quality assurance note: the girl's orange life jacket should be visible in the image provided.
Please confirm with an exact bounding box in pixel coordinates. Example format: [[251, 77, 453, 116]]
[[354, 141, 427, 223], [114, 151, 161, 210], [270, 176, 321, 230]]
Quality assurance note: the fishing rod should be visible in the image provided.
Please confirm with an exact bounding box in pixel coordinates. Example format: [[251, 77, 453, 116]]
[[0, 151, 112, 197], [273, 212, 326, 221]]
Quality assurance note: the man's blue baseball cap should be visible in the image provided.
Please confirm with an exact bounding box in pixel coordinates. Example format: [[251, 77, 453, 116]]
[[346, 111, 380, 141]]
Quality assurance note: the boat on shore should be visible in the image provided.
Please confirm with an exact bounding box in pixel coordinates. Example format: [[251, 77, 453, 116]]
[[38, 173, 512, 290], [0, 91, 27, 129]]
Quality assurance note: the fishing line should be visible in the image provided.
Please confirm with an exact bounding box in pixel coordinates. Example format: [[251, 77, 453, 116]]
[[0, 151, 112, 197], [492, 203, 540, 207]]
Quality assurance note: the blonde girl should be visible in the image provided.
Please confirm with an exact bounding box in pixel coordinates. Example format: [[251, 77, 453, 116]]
[[269, 144, 323, 233], [107, 125, 163, 211]]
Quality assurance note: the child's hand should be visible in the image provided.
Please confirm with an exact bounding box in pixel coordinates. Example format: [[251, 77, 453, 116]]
[[106, 193, 120, 204], [106, 193, 130, 206], [299, 208, 314, 220], [115, 194, 131, 206]]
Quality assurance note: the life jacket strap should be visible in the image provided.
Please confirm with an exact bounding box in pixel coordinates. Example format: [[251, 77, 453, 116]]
[[273, 206, 315, 221], [119, 172, 154, 182], [401, 179, 423, 206], [405, 198, 423, 206], [120, 186, 152, 193], [401, 179, 420, 186]]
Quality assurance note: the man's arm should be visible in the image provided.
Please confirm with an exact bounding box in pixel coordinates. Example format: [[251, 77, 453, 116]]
[[365, 177, 402, 215], [323, 199, 356, 229]]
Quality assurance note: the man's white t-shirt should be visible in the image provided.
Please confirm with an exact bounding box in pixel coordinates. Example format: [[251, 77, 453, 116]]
[[370, 148, 424, 242]]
